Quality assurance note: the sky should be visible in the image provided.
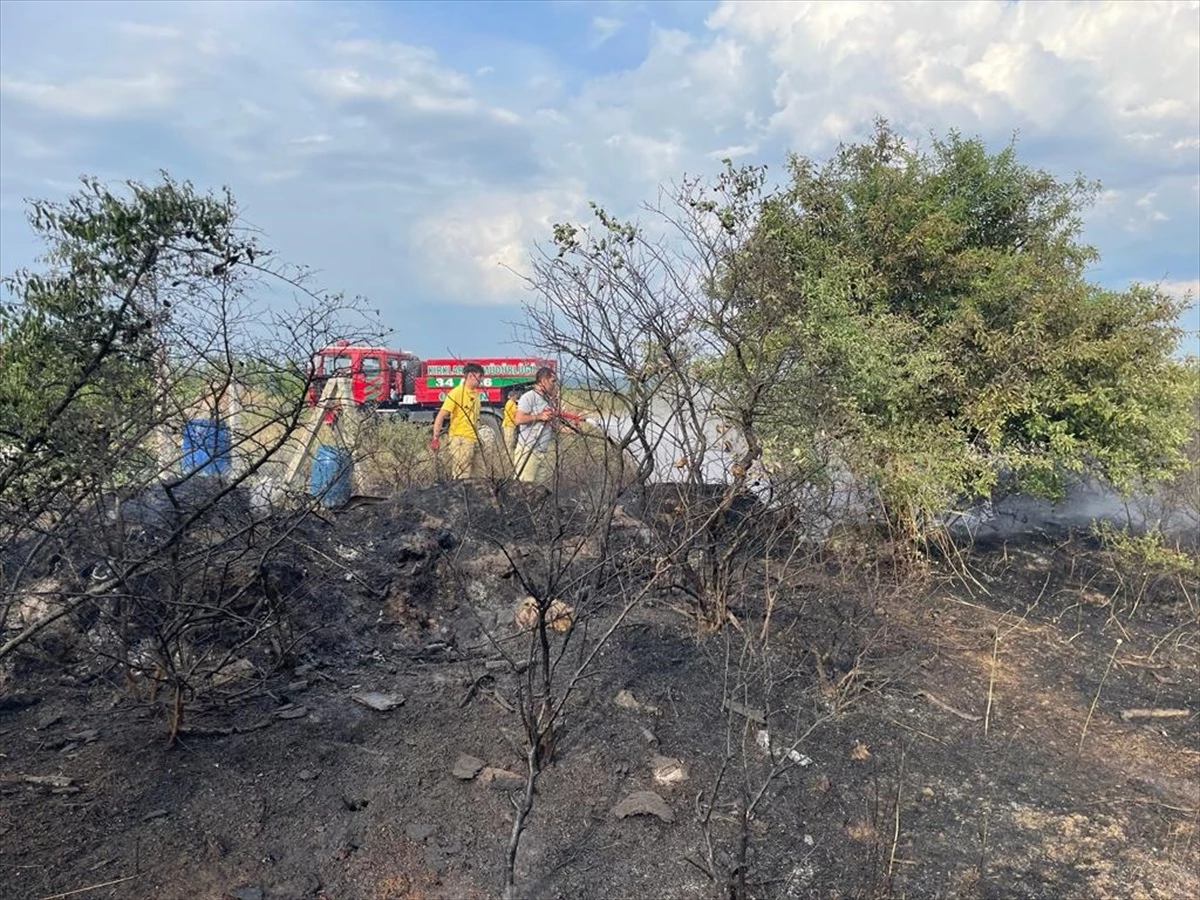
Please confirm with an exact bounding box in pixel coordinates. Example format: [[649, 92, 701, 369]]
[[1, 0, 1198, 359]]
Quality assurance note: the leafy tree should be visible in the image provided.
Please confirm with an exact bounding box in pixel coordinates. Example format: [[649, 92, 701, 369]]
[[0, 173, 377, 704], [527, 120, 1194, 552], [0, 173, 375, 509], [715, 120, 1194, 538], [0, 174, 261, 507]]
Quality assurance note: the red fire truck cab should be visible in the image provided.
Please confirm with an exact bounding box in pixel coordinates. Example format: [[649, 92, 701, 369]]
[[307, 343, 422, 409]]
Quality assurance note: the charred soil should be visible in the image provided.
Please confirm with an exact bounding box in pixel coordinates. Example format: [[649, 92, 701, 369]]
[[2, 483, 1197, 900]]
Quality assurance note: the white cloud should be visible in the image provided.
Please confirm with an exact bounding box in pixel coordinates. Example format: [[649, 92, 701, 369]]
[[590, 16, 624, 47], [1133, 191, 1170, 226], [113, 22, 184, 40], [310, 66, 478, 113], [707, 144, 758, 161], [3, 130, 74, 160], [306, 40, 485, 115], [704, 0, 1199, 156], [411, 183, 588, 303], [290, 133, 332, 146], [0, 73, 177, 118], [1154, 279, 1200, 302], [603, 131, 684, 181]]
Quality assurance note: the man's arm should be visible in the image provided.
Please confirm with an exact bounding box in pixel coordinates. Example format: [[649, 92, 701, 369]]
[[431, 386, 459, 449], [514, 393, 553, 426], [430, 408, 449, 449]]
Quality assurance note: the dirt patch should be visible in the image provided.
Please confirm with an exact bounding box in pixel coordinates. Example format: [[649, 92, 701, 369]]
[[2, 486, 1197, 900]]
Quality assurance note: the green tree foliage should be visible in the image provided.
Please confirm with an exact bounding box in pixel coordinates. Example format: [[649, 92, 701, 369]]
[[531, 121, 1193, 547], [0, 173, 380, 699], [715, 120, 1194, 536], [0, 173, 261, 508]]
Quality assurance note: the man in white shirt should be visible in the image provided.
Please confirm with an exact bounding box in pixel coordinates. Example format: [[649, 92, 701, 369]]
[[513, 367, 558, 484]]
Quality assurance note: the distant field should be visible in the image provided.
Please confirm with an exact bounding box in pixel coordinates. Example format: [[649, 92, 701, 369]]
[[559, 385, 624, 417]]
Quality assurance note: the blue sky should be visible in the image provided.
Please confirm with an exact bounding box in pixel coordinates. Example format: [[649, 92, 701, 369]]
[[2, 0, 1197, 358]]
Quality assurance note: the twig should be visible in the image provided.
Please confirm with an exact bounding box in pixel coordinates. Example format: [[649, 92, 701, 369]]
[[1120, 708, 1191, 721], [722, 698, 766, 726], [501, 742, 540, 900], [1116, 658, 1169, 669], [486, 688, 516, 714], [916, 690, 981, 722], [978, 802, 990, 879], [887, 747, 907, 885], [1079, 638, 1122, 752], [458, 673, 492, 709], [38, 874, 137, 899], [885, 717, 947, 746], [682, 855, 713, 880], [1081, 797, 1198, 814], [984, 629, 1000, 737]]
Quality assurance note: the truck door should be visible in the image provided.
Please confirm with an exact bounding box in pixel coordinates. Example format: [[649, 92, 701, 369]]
[[316, 352, 354, 422], [385, 357, 402, 403], [401, 357, 420, 399], [306, 354, 324, 406], [360, 353, 385, 405], [320, 352, 354, 401]]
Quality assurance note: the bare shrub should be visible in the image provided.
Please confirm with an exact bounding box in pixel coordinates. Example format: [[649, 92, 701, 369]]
[[0, 173, 381, 740]]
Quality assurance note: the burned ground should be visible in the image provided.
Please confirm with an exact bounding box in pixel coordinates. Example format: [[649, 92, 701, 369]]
[[1, 482, 1197, 900]]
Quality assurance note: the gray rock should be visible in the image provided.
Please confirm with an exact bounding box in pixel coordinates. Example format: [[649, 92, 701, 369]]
[[297, 769, 318, 781], [268, 874, 320, 899], [424, 847, 449, 874], [480, 766, 525, 791], [405, 822, 436, 842], [35, 710, 62, 730], [234, 888, 263, 900], [614, 689, 658, 713], [452, 754, 486, 780], [650, 754, 690, 786], [351, 691, 405, 712], [612, 790, 674, 823]]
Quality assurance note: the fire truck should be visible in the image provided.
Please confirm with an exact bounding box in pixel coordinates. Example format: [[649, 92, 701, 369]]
[[306, 341, 556, 425]]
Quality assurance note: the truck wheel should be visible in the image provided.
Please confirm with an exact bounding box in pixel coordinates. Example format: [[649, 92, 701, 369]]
[[478, 412, 507, 478], [479, 410, 502, 438]]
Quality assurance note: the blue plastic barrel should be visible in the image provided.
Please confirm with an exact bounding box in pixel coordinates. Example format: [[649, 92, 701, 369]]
[[309, 444, 353, 508], [182, 418, 231, 476]]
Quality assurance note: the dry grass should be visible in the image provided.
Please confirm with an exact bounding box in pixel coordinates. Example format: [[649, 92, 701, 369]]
[[558, 385, 624, 417], [353, 416, 440, 493]]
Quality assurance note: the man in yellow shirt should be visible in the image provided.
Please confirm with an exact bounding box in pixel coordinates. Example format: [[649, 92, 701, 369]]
[[501, 386, 520, 458], [430, 362, 485, 480]]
